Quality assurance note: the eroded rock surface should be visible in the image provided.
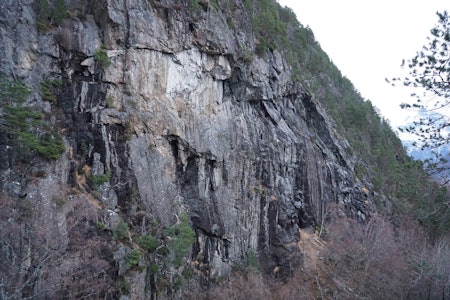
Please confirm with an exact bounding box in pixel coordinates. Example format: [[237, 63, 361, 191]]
[[0, 0, 373, 298]]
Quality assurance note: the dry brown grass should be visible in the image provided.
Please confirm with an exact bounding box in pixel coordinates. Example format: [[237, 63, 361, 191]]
[[186, 205, 450, 299]]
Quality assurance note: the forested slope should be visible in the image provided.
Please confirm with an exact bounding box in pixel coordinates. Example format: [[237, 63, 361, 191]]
[[0, 0, 448, 299]]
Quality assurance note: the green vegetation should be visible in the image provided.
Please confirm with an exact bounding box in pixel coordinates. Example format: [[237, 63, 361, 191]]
[[150, 263, 159, 273], [54, 196, 66, 207], [89, 171, 111, 190], [0, 76, 31, 100], [315, 224, 328, 238], [210, 0, 219, 11], [113, 222, 130, 241], [125, 249, 141, 266], [244, 0, 338, 81], [106, 96, 114, 108], [138, 234, 159, 253], [242, 1, 450, 237], [97, 221, 106, 231], [16, 198, 34, 221], [241, 48, 254, 63], [0, 76, 65, 160], [52, 0, 67, 24], [131, 188, 140, 202], [253, 185, 267, 195], [118, 276, 131, 295], [40, 79, 62, 103], [94, 46, 111, 68], [190, 0, 200, 11], [395, 161, 450, 234], [245, 0, 287, 54], [34, 0, 68, 31], [167, 212, 196, 266], [246, 251, 260, 273], [390, 11, 450, 176], [188, 0, 218, 11]]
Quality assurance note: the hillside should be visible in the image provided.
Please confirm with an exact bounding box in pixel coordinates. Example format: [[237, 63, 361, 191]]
[[0, 0, 449, 299]]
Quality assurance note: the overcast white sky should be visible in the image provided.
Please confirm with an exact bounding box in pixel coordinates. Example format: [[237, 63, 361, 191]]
[[277, 0, 448, 132]]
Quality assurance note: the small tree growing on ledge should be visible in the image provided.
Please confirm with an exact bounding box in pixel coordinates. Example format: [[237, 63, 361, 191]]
[[167, 212, 196, 267], [34, 0, 68, 31], [94, 46, 111, 68], [0, 76, 65, 160]]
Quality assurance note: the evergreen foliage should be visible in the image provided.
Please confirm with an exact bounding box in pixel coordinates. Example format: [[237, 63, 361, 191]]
[[118, 277, 131, 295], [391, 11, 450, 146], [190, 0, 201, 11], [0, 76, 64, 160], [34, 0, 67, 30], [125, 250, 141, 266], [94, 46, 111, 68], [390, 11, 450, 179], [242, 1, 449, 236], [113, 222, 130, 241], [40, 79, 62, 103], [89, 171, 111, 191], [167, 212, 196, 267], [52, 0, 67, 24], [138, 234, 159, 253], [245, 0, 287, 53], [246, 251, 260, 273]]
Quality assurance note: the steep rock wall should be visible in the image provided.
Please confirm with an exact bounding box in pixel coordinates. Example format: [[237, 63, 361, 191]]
[[0, 0, 373, 298]]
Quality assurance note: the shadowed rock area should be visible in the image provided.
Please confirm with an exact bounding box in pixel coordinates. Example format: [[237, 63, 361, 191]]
[[0, 0, 408, 299]]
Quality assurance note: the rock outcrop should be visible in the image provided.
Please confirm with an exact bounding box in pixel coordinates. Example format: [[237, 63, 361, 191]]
[[0, 0, 373, 298]]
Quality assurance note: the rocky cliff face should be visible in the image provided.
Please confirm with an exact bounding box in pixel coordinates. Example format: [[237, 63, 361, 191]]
[[0, 0, 373, 298]]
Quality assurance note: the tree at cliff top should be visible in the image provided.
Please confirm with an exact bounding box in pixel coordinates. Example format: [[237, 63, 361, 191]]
[[391, 11, 450, 178]]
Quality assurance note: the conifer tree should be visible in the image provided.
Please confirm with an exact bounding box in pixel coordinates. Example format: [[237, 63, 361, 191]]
[[391, 11, 450, 178]]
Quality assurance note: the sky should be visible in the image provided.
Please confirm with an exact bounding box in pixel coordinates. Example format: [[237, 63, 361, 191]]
[[277, 0, 448, 133]]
